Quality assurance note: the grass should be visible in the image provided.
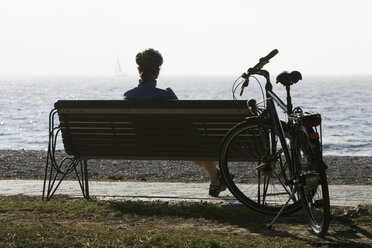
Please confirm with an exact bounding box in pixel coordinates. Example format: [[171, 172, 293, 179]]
[[0, 195, 371, 248]]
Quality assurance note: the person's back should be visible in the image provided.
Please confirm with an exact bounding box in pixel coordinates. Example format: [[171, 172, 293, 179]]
[[123, 48, 226, 197], [124, 81, 177, 100]]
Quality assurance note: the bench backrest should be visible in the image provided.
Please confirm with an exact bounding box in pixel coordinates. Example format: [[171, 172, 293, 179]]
[[55, 100, 251, 160]]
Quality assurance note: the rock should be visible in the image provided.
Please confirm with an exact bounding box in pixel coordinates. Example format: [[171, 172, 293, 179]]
[[1, 150, 372, 185]]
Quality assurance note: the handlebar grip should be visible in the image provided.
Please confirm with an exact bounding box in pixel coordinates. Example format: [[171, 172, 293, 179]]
[[252, 49, 279, 70], [263, 49, 279, 61]]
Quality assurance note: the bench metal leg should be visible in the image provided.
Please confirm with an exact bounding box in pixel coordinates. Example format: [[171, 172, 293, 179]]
[[43, 155, 81, 201], [43, 154, 89, 200], [84, 160, 89, 198], [75, 159, 90, 199], [42, 109, 89, 200]]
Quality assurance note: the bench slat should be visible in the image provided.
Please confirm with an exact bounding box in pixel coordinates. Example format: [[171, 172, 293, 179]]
[[61, 130, 233, 136], [59, 122, 243, 129], [58, 116, 246, 123], [55, 100, 249, 109]]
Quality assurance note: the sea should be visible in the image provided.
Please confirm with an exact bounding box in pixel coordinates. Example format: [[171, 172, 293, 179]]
[[0, 75, 371, 156]]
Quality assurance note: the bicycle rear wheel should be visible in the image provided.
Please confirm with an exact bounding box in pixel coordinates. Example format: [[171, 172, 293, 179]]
[[297, 127, 330, 236], [219, 120, 301, 214]]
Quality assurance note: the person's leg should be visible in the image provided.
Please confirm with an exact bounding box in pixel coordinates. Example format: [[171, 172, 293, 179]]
[[194, 161, 218, 184], [193, 160, 226, 196]]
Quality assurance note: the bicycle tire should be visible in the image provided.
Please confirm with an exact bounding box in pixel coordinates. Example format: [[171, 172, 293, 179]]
[[297, 127, 330, 236], [219, 119, 302, 214]]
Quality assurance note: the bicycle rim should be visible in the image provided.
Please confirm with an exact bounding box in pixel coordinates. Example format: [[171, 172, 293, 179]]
[[219, 121, 301, 214], [298, 128, 330, 236]]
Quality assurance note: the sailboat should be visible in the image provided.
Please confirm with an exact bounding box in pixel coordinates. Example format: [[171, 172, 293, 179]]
[[115, 56, 127, 77]]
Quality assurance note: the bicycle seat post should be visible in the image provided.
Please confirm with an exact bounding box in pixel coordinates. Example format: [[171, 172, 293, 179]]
[[286, 85, 293, 114]]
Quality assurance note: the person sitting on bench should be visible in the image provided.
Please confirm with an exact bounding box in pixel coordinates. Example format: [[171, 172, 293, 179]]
[[124, 48, 227, 197]]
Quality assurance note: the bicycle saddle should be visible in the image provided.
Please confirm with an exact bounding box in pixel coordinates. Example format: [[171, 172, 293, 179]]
[[276, 71, 302, 86]]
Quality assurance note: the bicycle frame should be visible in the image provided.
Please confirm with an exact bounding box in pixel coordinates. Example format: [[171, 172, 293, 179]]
[[266, 86, 322, 179], [267, 91, 291, 151], [264, 84, 328, 232], [262, 84, 302, 225], [263, 83, 296, 179]]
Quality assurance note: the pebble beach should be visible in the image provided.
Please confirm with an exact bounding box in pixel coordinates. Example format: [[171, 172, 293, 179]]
[[0, 150, 371, 185]]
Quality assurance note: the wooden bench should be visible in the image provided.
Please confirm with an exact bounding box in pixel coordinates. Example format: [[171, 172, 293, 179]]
[[42, 100, 250, 200]]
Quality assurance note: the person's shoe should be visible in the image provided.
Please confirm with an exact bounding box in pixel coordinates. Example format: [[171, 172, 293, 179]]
[[208, 170, 227, 197], [209, 182, 227, 197]]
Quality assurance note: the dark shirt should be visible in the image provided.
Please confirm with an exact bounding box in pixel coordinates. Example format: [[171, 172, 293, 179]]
[[124, 81, 178, 100]]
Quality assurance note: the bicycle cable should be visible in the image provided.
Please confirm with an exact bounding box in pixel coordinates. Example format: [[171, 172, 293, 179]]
[[232, 76, 244, 100], [232, 74, 266, 108], [250, 75, 266, 108]]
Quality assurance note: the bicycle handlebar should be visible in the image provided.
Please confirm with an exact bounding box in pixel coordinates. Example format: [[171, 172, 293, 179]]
[[252, 49, 279, 70], [239, 49, 279, 96]]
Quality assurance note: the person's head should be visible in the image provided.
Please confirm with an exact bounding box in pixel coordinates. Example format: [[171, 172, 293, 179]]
[[136, 48, 163, 83]]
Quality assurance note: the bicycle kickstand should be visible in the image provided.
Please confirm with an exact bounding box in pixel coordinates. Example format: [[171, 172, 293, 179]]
[[268, 187, 297, 229]]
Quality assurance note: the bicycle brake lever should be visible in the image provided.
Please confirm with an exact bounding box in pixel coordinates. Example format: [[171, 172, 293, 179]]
[[240, 78, 249, 96]]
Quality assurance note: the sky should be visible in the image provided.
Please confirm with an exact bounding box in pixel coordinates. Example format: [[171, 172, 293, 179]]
[[0, 0, 371, 76]]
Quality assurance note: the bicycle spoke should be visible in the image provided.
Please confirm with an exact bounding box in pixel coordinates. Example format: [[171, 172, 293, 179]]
[[257, 170, 261, 204], [262, 176, 270, 205]]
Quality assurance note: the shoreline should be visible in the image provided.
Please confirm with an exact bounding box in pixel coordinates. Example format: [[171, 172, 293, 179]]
[[0, 150, 371, 185]]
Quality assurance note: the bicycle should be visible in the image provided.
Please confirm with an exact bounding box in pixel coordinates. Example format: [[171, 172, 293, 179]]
[[219, 49, 330, 236]]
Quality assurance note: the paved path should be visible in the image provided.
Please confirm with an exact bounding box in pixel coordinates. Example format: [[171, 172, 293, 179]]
[[0, 180, 371, 207]]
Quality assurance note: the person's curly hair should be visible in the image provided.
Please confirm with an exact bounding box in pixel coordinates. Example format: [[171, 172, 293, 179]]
[[136, 48, 163, 83]]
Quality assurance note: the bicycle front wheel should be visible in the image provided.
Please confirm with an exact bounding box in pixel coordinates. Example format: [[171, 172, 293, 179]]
[[219, 120, 301, 214], [297, 127, 330, 236]]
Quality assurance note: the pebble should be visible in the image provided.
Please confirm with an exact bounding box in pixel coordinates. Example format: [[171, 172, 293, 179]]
[[0, 150, 371, 185]]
